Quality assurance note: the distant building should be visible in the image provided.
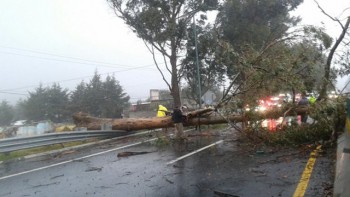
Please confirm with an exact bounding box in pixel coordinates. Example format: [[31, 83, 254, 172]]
[[130, 102, 151, 112], [201, 90, 217, 105], [11, 120, 28, 126], [150, 89, 160, 101]]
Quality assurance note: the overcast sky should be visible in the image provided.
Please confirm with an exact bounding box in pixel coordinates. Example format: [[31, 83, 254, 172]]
[[0, 0, 349, 104]]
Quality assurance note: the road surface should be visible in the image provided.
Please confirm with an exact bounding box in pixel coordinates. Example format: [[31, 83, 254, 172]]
[[0, 128, 334, 197]]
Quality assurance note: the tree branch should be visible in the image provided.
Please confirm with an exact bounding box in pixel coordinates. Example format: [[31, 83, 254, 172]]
[[313, 0, 345, 28], [144, 41, 172, 90], [162, 53, 172, 75]]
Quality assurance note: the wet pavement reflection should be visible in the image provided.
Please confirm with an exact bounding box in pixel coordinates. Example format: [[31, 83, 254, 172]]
[[0, 127, 334, 197]]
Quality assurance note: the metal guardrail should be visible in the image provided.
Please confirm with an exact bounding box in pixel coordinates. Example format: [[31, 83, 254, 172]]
[[0, 130, 130, 153]]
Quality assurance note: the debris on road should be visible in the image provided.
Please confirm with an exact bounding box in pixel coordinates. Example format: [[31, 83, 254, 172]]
[[85, 166, 103, 172], [187, 132, 220, 137], [117, 151, 152, 157], [214, 190, 240, 197], [50, 174, 64, 180]]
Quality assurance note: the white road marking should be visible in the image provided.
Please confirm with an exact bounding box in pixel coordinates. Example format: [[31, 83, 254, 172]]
[[0, 138, 156, 181], [0, 128, 196, 181], [166, 140, 224, 165]]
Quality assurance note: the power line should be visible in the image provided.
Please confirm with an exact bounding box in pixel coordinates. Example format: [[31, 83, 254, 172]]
[[0, 91, 27, 96], [0, 64, 156, 92], [0, 45, 170, 97], [0, 50, 159, 71], [0, 45, 153, 69]]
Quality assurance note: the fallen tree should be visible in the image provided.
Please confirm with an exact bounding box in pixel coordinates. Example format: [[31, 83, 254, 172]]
[[72, 107, 309, 131]]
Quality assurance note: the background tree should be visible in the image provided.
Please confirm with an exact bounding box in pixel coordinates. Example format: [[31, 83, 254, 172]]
[[22, 84, 69, 122], [108, 0, 218, 107], [181, 23, 226, 105], [0, 101, 14, 126], [13, 99, 26, 121], [215, 0, 303, 89], [70, 72, 130, 118], [100, 75, 130, 118], [45, 83, 70, 122], [85, 72, 104, 116], [23, 84, 48, 121], [70, 81, 89, 114], [217, 0, 303, 51]]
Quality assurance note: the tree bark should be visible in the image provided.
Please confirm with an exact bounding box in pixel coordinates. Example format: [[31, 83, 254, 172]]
[[72, 107, 308, 131], [319, 17, 350, 99]]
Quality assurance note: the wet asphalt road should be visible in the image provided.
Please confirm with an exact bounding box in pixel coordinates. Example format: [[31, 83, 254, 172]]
[[0, 128, 334, 197]]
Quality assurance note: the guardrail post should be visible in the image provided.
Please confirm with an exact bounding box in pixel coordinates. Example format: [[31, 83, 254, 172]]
[[334, 98, 350, 197], [101, 123, 112, 130]]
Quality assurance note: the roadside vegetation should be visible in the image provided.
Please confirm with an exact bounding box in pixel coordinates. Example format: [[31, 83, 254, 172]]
[[237, 96, 346, 148], [0, 139, 98, 162]]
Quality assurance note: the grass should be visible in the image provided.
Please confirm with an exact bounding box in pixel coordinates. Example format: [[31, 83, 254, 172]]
[[0, 139, 98, 162]]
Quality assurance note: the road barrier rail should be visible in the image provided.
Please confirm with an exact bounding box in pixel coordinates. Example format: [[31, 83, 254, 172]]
[[0, 130, 130, 153]]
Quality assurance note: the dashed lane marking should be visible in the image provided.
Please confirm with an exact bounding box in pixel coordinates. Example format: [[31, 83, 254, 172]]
[[0, 128, 196, 181], [0, 138, 156, 181], [166, 140, 224, 165]]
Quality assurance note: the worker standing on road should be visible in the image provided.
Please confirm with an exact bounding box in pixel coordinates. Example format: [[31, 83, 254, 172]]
[[172, 106, 186, 139], [298, 92, 310, 124]]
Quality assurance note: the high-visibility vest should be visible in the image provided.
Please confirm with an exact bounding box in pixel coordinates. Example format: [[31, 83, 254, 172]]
[[157, 105, 168, 117], [309, 96, 316, 104]]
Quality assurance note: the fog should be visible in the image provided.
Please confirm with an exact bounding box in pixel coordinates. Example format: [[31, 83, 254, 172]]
[[0, 0, 349, 104]]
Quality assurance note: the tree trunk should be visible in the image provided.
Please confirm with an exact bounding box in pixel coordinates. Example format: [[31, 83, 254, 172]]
[[170, 42, 181, 107], [319, 17, 350, 100], [72, 107, 309, 131]]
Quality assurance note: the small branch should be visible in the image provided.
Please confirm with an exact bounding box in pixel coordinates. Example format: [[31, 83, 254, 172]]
[[216, 73, 240, 108], [313, 0, 344, 28], [162, 53, 172, 75], [144, 42, 172, 90]]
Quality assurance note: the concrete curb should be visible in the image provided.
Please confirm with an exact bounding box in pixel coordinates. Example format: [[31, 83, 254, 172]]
[[334, 98, 350, 197], [334, 132, 350, 197]]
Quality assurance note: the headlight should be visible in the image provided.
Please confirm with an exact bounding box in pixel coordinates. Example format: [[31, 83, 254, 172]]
[[259, 106, 267, 111]]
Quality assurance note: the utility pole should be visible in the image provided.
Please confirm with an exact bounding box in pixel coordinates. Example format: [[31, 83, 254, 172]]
[[193, 16, 202, 109], [193, 15, 202, 131]]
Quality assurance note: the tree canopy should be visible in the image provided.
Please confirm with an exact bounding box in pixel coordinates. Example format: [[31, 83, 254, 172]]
[[108, 0, 219, 107], [70, 72, 130, 118], [22, 83, 69, 122], [0, 72, 131, 124], [0, 101, 14, 126]]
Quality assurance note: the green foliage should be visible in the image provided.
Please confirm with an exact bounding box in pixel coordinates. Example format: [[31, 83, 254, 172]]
[[19, 72, 129, 122], [152, 136, 170, 146], [70, 72, 130, 118], [243, 98, 346, 147], [181, 24, 226, 104], [303, 26, 333, 50], [217, 0, 302, 51], [0, 101, 14, 126], [0, 139, 97, 162], [22, 83, 69, 122], [108, 0, 219, 106]]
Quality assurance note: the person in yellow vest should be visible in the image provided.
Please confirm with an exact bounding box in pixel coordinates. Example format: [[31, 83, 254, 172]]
[[157, 105, 169, 135], [309, 95, 316, 104], [157, 105, 169, 117]]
